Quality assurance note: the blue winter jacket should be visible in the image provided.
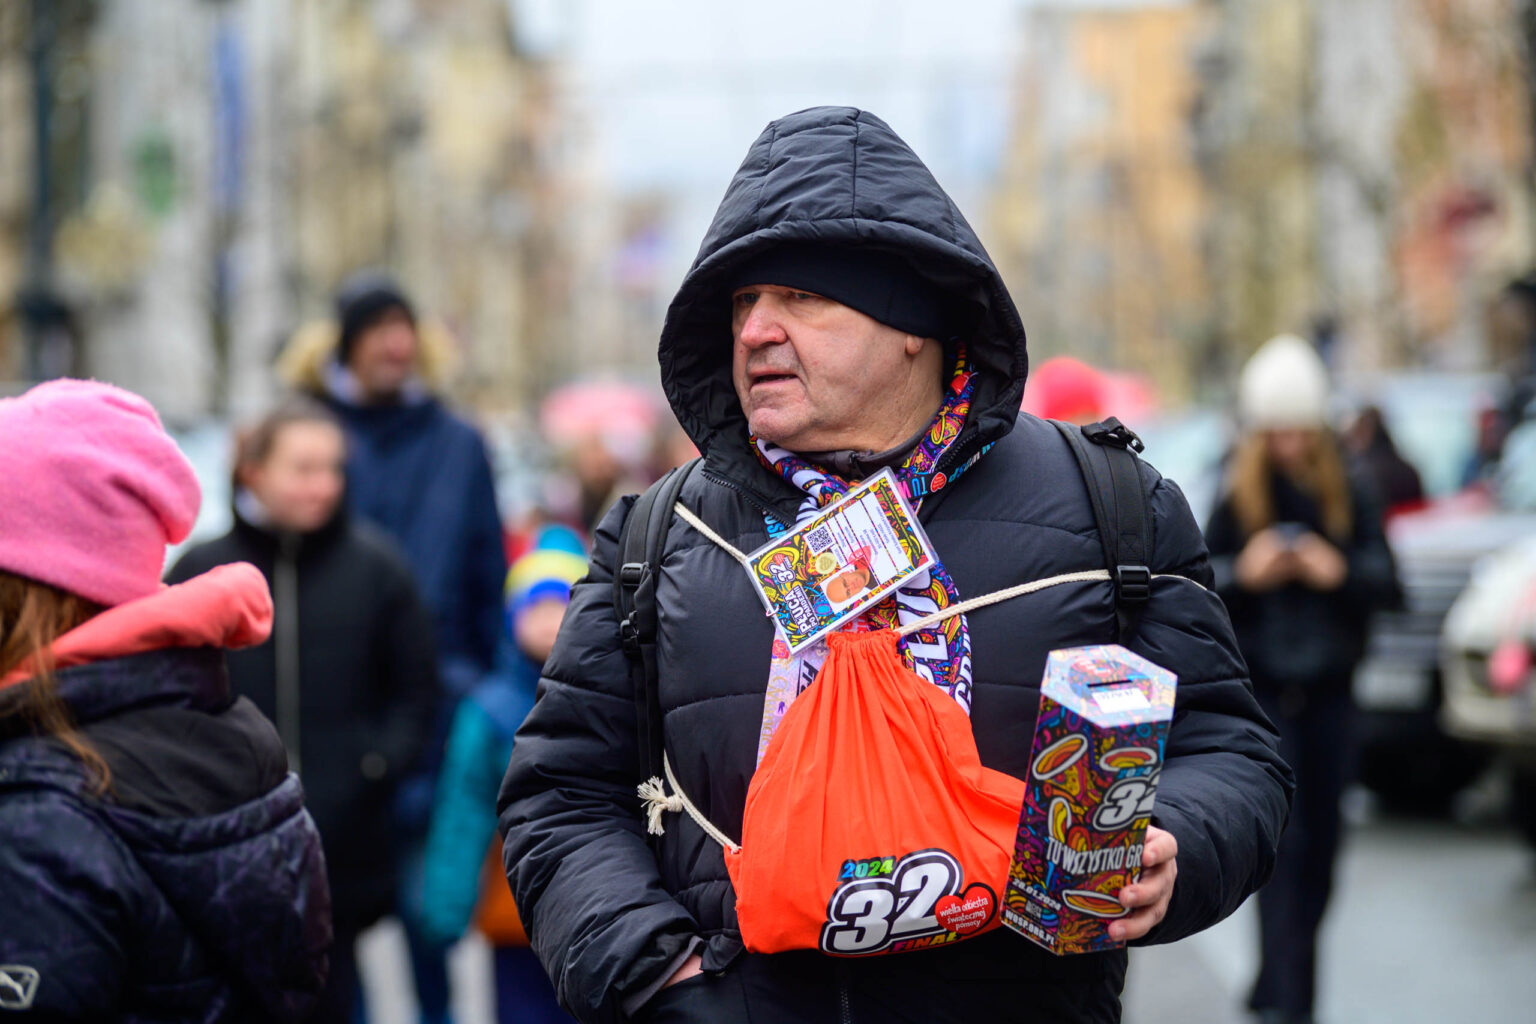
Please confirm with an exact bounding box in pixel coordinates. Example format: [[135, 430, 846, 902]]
[[0, 648, 331, 1022], [320, 393, 507, 691]]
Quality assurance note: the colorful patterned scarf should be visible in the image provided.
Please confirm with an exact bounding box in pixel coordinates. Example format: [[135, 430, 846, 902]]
[[752, 349, 991, 763]]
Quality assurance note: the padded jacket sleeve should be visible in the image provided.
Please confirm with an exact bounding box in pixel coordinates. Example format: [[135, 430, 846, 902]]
[[497, 499, 700, 1024], [1127, 472, 1295, 945], [1339, 478, 1402, 611], [0, 789, 140, 1019]]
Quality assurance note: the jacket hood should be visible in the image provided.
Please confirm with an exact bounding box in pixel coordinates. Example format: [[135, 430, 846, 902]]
[[658, 106, 1029, 494], [0, 563, 273, 690]]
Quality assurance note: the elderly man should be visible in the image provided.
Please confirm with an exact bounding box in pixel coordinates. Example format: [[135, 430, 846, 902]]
[[499, 107, 1291, 1024]]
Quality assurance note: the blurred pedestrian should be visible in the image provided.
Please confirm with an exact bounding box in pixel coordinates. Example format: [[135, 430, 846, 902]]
[[167, 398, 438, 1023], [1021, 355, 1109, 425], [538, 380, 665, 535], [0, 380, 330, 1021], [420, 526, 587, 1024], [1205, 335, 1401, 1024], [1343, 405, 1424, 519], [499, 107, 1291, 1024], [281, 269, 508, 1023]]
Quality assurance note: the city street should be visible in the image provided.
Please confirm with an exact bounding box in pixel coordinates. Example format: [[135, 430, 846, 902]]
[[1124, 810, 1536, 1024], [358, 805, 1536, 1023]]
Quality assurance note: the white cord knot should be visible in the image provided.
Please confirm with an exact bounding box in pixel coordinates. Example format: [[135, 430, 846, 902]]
[[637, 776, 683, 837]]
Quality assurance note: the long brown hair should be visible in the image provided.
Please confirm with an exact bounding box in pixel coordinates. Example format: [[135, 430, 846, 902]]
[[0, 570, 111, 790], [1228, 429, 1353, 543]]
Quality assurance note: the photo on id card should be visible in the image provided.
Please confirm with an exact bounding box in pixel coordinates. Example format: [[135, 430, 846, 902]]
[[746, 468, 937, 653]]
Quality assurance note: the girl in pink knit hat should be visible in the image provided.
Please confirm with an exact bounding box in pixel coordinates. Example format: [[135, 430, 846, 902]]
[[0, 379, 331, 1021]]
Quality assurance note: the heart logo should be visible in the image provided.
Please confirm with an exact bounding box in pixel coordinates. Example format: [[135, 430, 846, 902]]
[[934, 883, 997, 936]]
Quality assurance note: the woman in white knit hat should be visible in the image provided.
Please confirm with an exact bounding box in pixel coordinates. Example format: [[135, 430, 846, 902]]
[[1204, 336, 1401, 1024]]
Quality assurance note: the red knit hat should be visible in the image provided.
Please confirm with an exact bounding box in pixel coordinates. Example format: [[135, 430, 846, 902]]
[[0, 379, 201, 608]]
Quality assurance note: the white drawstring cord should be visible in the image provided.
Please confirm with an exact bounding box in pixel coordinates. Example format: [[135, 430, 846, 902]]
[[645, 500, 1205, 851], [637, 753, 742, 853]]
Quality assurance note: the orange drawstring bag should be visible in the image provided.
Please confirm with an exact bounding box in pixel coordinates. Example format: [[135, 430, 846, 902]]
[[723, 629, 1025, 956]]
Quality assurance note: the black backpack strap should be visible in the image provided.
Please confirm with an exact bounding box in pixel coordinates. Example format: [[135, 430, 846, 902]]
[[1051, 417, 1153, 642], [613, 457, 701, 781]]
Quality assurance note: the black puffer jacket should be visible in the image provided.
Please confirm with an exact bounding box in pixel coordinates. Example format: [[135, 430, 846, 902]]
[[498, 107, 1293, 1024], [0, 648, 330, 1021], [168, 508, 439, 930]]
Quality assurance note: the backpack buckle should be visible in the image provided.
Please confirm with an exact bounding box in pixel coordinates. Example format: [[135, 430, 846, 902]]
[[619, 614, 642, 656], [1084, 417, 1145, 454], [1116, 564, 1152, 604], [618, 562, 649, 656]]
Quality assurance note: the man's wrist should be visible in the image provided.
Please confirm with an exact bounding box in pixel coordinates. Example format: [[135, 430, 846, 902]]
[[620, 937, 705, 1018]]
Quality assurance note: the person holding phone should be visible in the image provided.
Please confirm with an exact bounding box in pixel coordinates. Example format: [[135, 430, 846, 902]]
[[1205, 335, 1401, 1024]]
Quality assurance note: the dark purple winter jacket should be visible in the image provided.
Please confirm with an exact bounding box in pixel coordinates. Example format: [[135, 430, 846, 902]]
[[0, 646, 331, 1021]]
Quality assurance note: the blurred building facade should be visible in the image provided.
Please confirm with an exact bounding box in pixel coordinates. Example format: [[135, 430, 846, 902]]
[[0, 0, 580, 421], [991, 2, 1209, 405], [1196, 0, 1532, 377], [992, 0, 1536, 398]]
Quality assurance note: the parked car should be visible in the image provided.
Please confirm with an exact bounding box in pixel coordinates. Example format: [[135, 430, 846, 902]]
[[1335, 374, 1523, 809], [1441, 536, 1536, 844], [1352, 494, 1536, 807]]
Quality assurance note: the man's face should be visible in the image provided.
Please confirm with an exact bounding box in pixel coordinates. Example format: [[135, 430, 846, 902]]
[[731, 284, 920, 452], [348, 308, 419, 399]]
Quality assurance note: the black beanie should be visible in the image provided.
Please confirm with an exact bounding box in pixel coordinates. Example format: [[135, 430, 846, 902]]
[[726, 243, 949, 339], [334, 269, 415, 364]]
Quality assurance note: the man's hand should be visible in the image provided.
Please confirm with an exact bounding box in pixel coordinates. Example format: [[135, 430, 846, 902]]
[[1111, 825, 1177, 942], [660, 953, 704, 990], [1233, 528, 1294, 592]]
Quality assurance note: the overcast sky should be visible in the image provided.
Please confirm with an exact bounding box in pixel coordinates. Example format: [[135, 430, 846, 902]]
[[510, 0, 1178, 283], [516, 0, 1177, 193], [562, 0, 1021, 196]]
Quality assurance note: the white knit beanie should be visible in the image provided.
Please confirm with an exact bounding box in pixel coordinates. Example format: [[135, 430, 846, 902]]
[[1238, 334, 1330, 429]]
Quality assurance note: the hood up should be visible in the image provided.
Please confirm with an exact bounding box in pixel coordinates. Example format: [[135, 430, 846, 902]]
[[658, 106, 1029, 505]]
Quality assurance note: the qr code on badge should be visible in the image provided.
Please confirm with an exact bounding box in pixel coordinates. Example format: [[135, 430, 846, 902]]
[[805, 525, 835, 552]]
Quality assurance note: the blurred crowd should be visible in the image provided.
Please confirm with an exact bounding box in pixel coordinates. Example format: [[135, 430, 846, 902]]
[[173, 270, 702, 1024], [206, 266, 1536, 1024], [6, 247, 1536, 1024]]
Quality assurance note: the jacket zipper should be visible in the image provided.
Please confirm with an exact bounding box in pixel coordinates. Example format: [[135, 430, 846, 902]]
[[700, 467, 793, 530], [274, 534, 302, 776], [838, 977, 853, 1024]]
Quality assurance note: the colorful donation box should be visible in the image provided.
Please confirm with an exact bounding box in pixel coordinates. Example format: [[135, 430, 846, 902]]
[[1003, 645, 1176, 955]]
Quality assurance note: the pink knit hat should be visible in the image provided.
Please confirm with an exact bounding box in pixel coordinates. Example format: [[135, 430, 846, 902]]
[[0, 379, 201, 608]]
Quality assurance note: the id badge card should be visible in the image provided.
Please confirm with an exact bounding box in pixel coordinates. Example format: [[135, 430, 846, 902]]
[[746, 468, 937, 653]]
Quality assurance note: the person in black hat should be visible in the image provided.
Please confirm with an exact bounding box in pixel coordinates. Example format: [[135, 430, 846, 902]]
[[332, 272, 420, 402]]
